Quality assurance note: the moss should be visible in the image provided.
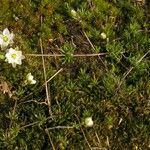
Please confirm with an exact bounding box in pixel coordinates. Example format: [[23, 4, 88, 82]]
[[0, 0, 150, 149]]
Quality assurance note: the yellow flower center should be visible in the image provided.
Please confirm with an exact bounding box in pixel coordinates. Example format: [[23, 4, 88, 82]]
[[11, 53, 17, 59], [3, 35, 9, 42]]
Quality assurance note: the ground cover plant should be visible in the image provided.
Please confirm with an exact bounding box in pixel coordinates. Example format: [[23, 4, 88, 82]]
[[0, 0, 150, 149]]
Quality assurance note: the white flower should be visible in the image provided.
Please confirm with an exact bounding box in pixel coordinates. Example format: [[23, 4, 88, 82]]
[[0, 28, 14, 48], [5, 48, 25, 68], [71, 9, 77, 18], [26, 73, 36, 84], [85, 117, 93, 127], [100, 32, 107, 39], [71, 9, 81, 21]]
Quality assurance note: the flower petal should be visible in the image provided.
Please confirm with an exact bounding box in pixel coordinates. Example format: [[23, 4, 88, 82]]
[[10, 33, 14, 39], [31, 80, 36, 84], [3, 28, 10, 35], [5, 48, 25, 67], [27, 73, 33, 80]]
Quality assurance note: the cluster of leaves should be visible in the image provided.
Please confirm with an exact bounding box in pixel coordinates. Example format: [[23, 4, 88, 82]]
[[0, 0, 150, 149]]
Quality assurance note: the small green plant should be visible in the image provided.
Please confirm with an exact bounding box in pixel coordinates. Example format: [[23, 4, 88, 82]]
[[0, 0, 150, 149]]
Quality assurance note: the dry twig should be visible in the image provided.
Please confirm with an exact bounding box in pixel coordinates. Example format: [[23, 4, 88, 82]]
[[82, 31, 107, 69], [40, 16, 52, 115], [26, 53, 106, 57], [46, 68, 63, 83], [46, 126, 74, 130], [40, 38, 52, 115], [45, 128, 56, 150]]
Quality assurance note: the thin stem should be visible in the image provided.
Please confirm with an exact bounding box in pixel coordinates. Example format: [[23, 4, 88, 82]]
[[46, 68, 63, 83], [40, 38, 52, 115], [45, 128, 56, 150], [82, 31, 107, 69], [46, 126, 74, 130], [26, 53, 106, 57], [20, 121, 39, 129]]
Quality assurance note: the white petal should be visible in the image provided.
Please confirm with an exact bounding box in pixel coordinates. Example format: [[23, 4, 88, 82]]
[[29, 76, 33, 80], [10, 33, 14, 40], [71, 10, 77, 17], [0, 38, 3, 44], [15, 59, 22, 65], [8, 48, 16, 53], [5, 53, 9, 59], [31, 80, 36, 84], [16, 51, 21, 55], [1, 41, 9, 47], [3, 28, 10, 35], [27, 73, 31, 76], [101, 33, 107, 39], [85, 117, 93, 127], [27, 73, 33, 80]]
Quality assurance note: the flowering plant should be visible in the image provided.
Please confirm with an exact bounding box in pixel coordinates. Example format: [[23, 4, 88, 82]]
[[0, 28, 14, 49], [5, 47, 25, 68], [26, 73, 36, 85], [0, 28, 36, 86], [84, 117, 93, 127]]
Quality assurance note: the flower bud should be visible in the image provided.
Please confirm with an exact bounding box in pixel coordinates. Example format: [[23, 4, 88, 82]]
[[101, 32, 107, 39], [85, 117, 93, 127]]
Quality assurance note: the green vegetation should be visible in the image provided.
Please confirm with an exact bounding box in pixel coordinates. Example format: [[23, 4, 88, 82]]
[[0, 0, 150, 149]]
